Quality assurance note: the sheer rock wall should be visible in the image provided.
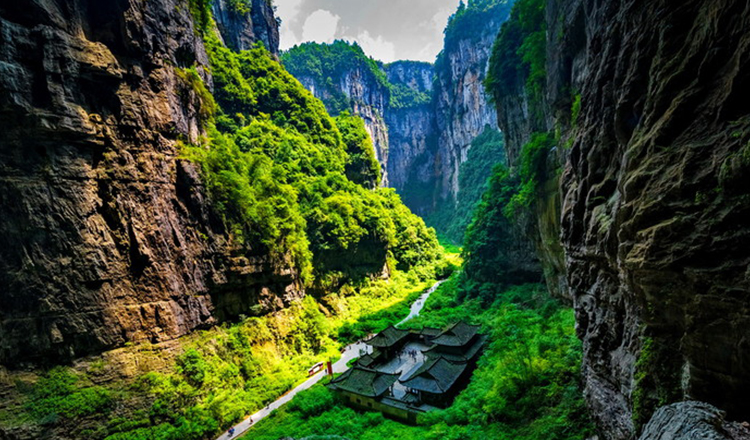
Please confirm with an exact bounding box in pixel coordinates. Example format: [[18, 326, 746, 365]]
[[0, 0, 299, 367]]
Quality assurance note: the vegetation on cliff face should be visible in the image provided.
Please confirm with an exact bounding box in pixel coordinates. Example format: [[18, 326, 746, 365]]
[[337, 111, 382, 188], [485, 0, 546, 101], [186, 26, 443, 286], [434, 0, 514, 81], [428, 126, 507, 244], [281, 41, 390, 115], [443, 0, 515, 50], [246, 276, 593, 440], [282, 41, 433, 112]]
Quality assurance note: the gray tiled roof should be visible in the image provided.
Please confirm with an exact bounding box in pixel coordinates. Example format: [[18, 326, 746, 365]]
[[356, 353, 377, 368], [419, 327, 442, 337], [424, 334, 488, 362], [399, 356, 467, 394], [430, 321, 480, 347], [329, 366, 399, 397], [366, 325, 409, 348]]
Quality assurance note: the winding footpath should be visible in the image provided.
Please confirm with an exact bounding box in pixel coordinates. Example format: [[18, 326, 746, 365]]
[[217, 279, 446, 440]]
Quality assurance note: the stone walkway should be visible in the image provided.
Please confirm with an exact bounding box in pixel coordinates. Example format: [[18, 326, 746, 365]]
[[377, 341, 430, 399]]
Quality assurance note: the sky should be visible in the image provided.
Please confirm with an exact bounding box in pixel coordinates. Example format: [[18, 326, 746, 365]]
[[275, 0, 463, 63]]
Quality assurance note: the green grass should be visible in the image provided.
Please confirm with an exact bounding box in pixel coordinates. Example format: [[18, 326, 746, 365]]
[[4, 262, 449, 440], [244, 275, 594, 440]]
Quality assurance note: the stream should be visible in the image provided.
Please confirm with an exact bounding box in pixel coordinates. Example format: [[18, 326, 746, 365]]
[[396, 279, 446, 327]]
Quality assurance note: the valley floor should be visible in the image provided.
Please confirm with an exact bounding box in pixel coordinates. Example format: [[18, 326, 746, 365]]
[[0, 265, 448, 440], [216, 279, 445, 440], [240, 276, 594, 440]]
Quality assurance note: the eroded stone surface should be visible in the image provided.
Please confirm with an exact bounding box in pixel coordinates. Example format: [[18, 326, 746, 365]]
[[0, 0, 301, 367], [639, 402, 750, 440], [497, 0, 750, 438]]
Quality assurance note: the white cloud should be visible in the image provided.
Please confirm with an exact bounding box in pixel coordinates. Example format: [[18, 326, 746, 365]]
[[275, 0, 303, 20], [277, 0, 303, 49], [348, 31, 396, 63], [432, 7, 454, 31], [275, 0, 464, 61], [301, 9, 340, 44]]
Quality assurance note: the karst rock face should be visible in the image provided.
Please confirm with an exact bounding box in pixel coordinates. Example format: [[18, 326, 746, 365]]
[[291, 62, 392, 186], [0, 0, 300, 367], [637, 402, 750, 440], [432, 28, 504, 204], [211, 0, 280, 55], [498, 0, 750, 438], [383, 61, 437, 214]]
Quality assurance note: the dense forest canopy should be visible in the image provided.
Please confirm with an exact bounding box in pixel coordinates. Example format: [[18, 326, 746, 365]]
[[185, 22, 444, 287]]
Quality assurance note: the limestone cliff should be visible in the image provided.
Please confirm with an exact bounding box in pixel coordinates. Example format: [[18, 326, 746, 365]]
[[432, 4, 511, 203], [383, 61, 437, 214], [490, 0, 750, 437], [0, 0, 298, 367], [212, 0, 280, 55], [282, 43, 391, 185]]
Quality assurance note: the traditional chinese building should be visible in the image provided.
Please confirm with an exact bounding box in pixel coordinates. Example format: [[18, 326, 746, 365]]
[[364, 325, 409, 358], [328, 321, 486, 423], [421, 321, 487, 363]]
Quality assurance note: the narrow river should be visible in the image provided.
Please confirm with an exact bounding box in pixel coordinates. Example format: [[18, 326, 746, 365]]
[[216, 279, 446, 440]]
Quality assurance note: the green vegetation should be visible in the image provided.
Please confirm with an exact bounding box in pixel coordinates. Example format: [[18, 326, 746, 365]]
[[283, 42, 435, 112], [505, 132, 555, 216], [183, 21, 443, 286], [428, 126, 507, 244], [570, 93, 582, 127], [485, 0, 547, 102], [188, 0, 212, 33], [227, 0, 251, 15], [336, 111, 382, 188], [246, 276, 594, 440], [388, 82, 431, 109], [26, 368, 112, 423], [6, 267, 450, 440], [631, 336, 683, 431], [442, 0, 515, 52], [435, 0, 515, 80], [459, 132, 553, 298], [281, 41, 390, 115], [461, 166, 525, 298], [0, 5, 456, 440]]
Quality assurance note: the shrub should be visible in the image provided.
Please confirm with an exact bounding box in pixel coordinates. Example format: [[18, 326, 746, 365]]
[[27, 368, 112, 421]]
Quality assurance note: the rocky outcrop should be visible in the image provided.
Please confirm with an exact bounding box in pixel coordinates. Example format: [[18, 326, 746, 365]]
[[638, 402, 750, 440], [0, 0, 299, 366], [433, 29, 505, 203], [493, 0, 750, 438], [344, 71, 391, 185], [557, 0, 750, 436], [212, 0, 280, 55], [283, 42, 392, 187], [383, 61, 436, 213]]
